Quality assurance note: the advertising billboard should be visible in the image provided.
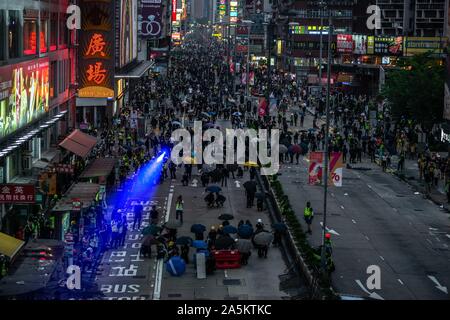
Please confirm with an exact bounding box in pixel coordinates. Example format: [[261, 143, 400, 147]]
[[118, 0, 138, 68], [79, 0, 115, 98], [337, 35, 353, 53], [353, 35, 367, 54], [403, 37, 446, 56], [0, 184, 35, 204], [373, 36, 403, 55], [140, 0, 163, 38], [0, 58, 49, 139]]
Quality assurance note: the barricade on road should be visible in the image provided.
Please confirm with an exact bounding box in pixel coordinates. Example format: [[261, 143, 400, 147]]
[[212, 250, 241, 269]]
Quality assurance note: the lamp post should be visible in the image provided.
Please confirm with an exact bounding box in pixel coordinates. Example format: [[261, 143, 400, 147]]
[[242, 20, 255, 101], [320, 6, 333, 275]]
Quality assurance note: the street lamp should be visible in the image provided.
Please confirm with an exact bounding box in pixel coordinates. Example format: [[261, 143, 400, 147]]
[[242, 20, 255, 101]]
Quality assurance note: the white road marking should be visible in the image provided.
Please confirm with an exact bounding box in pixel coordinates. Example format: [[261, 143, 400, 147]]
[[393, 208, 398, 212], [355, 279, 384, 300], [153, 188, 174, 300], [224, 270, 228, 278], [365, 236, 370, 241], [352, 219, 356, 224], [344, 193, 348, 196], [340, 205, 345, 210], [398, 279, 404, 285], [367, 184, 372, 189], [331, 193, 335, 197], [427, 275, 448, 294], [446, 234, 450, 239], [426, 239, 432, 244], [379, 256, 385, 261]]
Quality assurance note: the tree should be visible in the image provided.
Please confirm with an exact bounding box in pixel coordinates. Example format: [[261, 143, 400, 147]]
[[381, 52, 445, 130]]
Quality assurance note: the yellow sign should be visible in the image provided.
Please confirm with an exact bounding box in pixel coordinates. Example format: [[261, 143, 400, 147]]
[[78, 86, 115, 98], [367, 36, 374, 54], [403, 37, 447, 56], [277, 40, 282, 55]]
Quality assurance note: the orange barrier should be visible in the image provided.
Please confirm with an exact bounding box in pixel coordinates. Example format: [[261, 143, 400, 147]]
[[212, 250, 241, 269]]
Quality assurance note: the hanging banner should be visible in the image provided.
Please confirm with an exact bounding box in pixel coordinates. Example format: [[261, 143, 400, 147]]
[[328, 152, 343, 187], [308, 152, 323, 185], [353, 35, 367, 54], [140, 0, 162, 38]]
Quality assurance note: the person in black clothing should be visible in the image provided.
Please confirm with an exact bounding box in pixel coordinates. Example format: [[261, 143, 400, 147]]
[[150, 205, 159, 224], [207, 226, 217, 248], [250, 167, 256, 180], [221, 167, 229, 187], [133, 204, 143, 230], [180, 244, 190, 263], [169, 162, 177, 179]]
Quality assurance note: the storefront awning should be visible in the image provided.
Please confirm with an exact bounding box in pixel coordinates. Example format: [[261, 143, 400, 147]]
[[79, 157, 117, 178], [0, 232, 25, 260], [52, 182, 101, 211], [59, 129, 97, 158], [115, 61, 155, 79]]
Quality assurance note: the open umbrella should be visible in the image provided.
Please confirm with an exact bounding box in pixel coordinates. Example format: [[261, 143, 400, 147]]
[[142, 225, 162, 236], [218, 214, 234, 221], [244, 161, 259, 168], [272, 223, 288, 233], [232, 112, 242, 116], [235, 239, 252, 253], [188, 109, 195, 113], [190, 224, 206, 233], [176, 236, 193, 246], [238, 224, 254, 239], [166, 256, 186, 276], [279, 145, 288, 154], [289, 144, 302, 154], [208, 111, 217, 116], [206, 185, 222, 193], [165, 220, 182, 229], [201, 112, 211, 118], [243, 180, 257, 193], [172, 121, 182, 126], [192, 240, 208, 249], [214, 236, 235, 249], [255, 192, 265, 200], [252, 231, 274, 246], [223, 225, 238, 234]]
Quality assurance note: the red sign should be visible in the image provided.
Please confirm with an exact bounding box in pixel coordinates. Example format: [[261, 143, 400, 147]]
[[52, 164, 75, 174], [337, 35, 353, 53], [258, 98, 267, 117], [308, 152, 323, 185], [172, 0, 177, 21], [72, 198, 82, 211], [0, 184, 36, 203]]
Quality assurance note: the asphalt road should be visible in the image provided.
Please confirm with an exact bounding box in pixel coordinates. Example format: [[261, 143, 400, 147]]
[[278, 111, 450, 300]]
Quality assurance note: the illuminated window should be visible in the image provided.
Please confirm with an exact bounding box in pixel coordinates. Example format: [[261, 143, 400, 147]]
[[40, 18, 48, 53], [8, 10, 20, 59], [23, 19, 38, 55]]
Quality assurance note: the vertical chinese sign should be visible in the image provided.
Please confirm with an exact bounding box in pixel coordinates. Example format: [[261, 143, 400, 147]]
[[0, 185, 36, 203], [78, 0, 115, 98]]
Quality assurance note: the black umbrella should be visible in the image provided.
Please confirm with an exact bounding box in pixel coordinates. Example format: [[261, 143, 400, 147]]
[[176, 236, 193, 246], [214, 236, 235, 250], [218, 214, 234, 221], [243, 180, 257, 193], [206, 185, 222, 193], [252, 231, 274, 246], [272, 223, 288, 233], [190, 224, 206, 233]]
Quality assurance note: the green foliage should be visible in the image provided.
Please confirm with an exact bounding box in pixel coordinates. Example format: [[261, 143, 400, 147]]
[[381, 52, 445, 129]]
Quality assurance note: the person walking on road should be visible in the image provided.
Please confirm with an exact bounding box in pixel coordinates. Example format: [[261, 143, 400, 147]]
[[150, 205, 159, 224], [221, 167, 229, 187], [304, 202, 314, 234], [133, 203, 143, 230], [175, 195, 184, 223], [120, 214, 128, 247]]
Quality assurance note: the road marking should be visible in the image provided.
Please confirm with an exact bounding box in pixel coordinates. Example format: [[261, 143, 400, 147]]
[[153, 188, 174, 300], [340, 205, 345, 210], [331, 193, 335, 197], [344, 193, 348, 196], [393, 208, 398, 212], [319, 222, 340, 236], [398, 279, 404, 285], [367, 184, 372, 189], [224, 270, 228, 278], [355, 279, 384, 300], [351, 219, 356, 224], [427, 275, 448, 294], [379, 256, 385, 261], [426, 239, 432, 244], [365, 236, 370, 241], [446, 234, 450, 239]]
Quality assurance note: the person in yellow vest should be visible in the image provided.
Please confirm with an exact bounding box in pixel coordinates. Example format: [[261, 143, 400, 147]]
[[304, 201, 314, 234], [175, 195, 184, 223]]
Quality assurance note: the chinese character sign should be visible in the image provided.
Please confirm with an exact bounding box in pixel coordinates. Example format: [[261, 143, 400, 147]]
[[0, 184, 35, 203], [79, 0, 115, 98]]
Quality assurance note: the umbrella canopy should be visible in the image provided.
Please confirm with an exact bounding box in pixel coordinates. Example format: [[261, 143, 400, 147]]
[[300, 142, 309, 155], [172, 121, 182, 126], [181, 100, 188, 105], [206, 185, 222, 193], [272, 223, 288, 233], [187, 109, 195, 113], [279, 145, 288, 154], [255, 192, 265, 200], [253, 231, 274, 246], [232, 112, 242, 116], [235, 239, 252, 253], [243, 180, 257, 193], [201, 112, 211, 118], [176, 236, 193, 246], [238, 224, 254, 239], [208, 111, 217, 115], [244, 161, 259, 168], [308, 128, 317, 132], [165, 220, 182, 229], [192, 240, 208, 249], [190, 224, 206, 233], [142, 225, 162, 236], [218, 214, 234, 221], [223, 225, 238, 234], [166, 256, 186, 276], [214, 236, 235, 250], [289, 144, 302, 154]]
